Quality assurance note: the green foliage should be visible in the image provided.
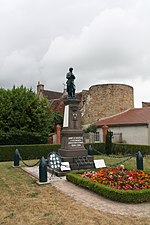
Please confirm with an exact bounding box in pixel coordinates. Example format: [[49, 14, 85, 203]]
[[84, 143, 150, 156], [84, 143, 106, 154], [0, 86, 54, 144], [1, 142, 150, 162], [66, 172, 150, 203], [0, 86, 51, 133], [0, 144, 60, 161], [83, 124, 97, 133], [49, 112, 63, 132], [112, 143, 150, 156], [0, 130, 48, 145]]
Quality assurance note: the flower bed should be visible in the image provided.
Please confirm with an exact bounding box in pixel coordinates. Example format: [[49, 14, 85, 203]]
[[81, 167, 150, 191], [66, 168, 150, 203]]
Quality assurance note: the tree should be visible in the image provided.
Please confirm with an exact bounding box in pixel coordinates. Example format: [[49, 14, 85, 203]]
[[83, 124, 97, 133], [0, 86, 58, 144], [49, 112, 63, 133]]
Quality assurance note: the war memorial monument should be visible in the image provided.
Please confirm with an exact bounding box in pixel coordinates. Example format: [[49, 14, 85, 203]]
[[58, 68, 94, 170]]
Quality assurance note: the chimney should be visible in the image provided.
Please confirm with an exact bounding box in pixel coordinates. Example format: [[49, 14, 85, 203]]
[[37, 81, 44, 96], [61, 83, 67, 98]]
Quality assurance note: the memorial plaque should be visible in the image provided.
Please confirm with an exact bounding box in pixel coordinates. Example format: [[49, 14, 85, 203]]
[[68, 137, 83, 147], [63, 105, 69, 127], [61, 162, 71, 171], [94, 159, 106, 168]]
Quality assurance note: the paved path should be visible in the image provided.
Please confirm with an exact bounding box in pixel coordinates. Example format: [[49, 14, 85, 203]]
[[22, 167, 150, 218]]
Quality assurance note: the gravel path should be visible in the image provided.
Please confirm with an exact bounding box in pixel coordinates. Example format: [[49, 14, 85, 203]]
[[52, 179, 150, 218], [22, 167, 150, 218]]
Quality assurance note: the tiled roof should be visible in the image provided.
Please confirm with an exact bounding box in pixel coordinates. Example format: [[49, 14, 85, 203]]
[[43, 90, 83, 101], [95, 108, 150, 127], [43, 90, 63, 100], [49, 92, 83, 115], [50, 99, 65, 115]]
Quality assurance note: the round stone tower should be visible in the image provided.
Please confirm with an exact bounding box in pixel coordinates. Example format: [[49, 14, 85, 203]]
[[81, 83, 134, 125]]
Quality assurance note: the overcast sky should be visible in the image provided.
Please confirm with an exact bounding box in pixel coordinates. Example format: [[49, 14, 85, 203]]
[[0, 0, 150, 107]]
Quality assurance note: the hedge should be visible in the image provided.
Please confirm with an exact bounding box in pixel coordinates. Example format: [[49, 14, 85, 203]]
[[0, 130, 48, 145], [0, 144, 60, 162], [84, 143, 150, 156], [0, 142, 150, 162], [66, 171, 150, 203]]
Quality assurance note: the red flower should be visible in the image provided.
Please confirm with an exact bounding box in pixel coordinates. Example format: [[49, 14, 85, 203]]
[[81, 167, 150, 191]]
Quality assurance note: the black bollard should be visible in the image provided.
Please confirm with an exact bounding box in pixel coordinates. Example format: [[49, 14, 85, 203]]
[[105, 131, 113, 155], [88, 145, 93, 155], [39, 156, 47, 183], [14, 149, 20, 167], [136, 151, 144, 170]]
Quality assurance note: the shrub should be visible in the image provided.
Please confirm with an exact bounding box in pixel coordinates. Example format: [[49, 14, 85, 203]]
[[84, 143, 150, 156], [112, 143, 150, 155], [66, 170, 150, 203], [83, 124, 97, 133], [0, 144, 60, 162], [0, 130, 48, 145], [84, 143, 106, 154], [1, 142, 150, 162]]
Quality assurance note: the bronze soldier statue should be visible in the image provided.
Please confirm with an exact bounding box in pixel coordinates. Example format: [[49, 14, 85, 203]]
[[66, 67, 76, 98]]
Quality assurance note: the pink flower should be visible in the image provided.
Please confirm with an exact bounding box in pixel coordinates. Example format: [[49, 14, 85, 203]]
[[81, 167, 150, 191]]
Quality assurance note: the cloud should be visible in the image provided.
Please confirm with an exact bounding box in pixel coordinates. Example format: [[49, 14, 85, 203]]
[[41, 3, 150, 85], [0, 0, 150, 106], [0, 50, 40, 88]]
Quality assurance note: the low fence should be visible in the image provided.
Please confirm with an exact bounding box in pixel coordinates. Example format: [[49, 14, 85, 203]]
[[13, 148, 144, 183], [84, 142, 150, 156]]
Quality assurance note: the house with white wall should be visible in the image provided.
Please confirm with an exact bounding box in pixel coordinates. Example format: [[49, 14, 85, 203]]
[[95, 108, 150, 145]]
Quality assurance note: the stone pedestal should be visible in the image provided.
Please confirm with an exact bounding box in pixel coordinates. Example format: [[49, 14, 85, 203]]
[[59, 98, 94, 170]]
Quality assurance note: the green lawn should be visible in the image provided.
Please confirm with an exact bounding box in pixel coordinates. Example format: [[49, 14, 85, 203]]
[[94, 155, 150, 173], [0, 159, 150, 225]]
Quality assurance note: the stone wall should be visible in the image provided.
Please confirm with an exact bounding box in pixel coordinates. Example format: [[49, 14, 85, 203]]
[[81, 84, 134, 125]]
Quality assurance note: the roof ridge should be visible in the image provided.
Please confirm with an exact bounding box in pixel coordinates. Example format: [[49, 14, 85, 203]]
[[96, 107, 150, 126], [97, 108, 131, 122], [44, 89, 63, 94]]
